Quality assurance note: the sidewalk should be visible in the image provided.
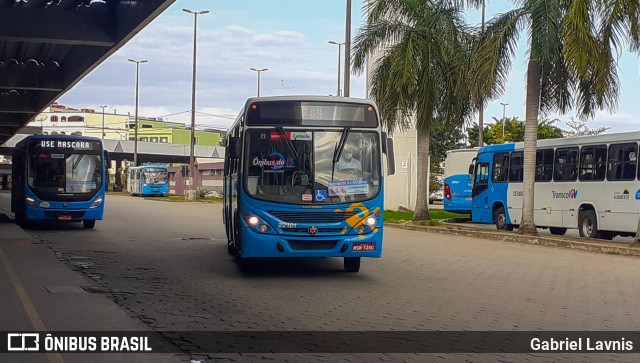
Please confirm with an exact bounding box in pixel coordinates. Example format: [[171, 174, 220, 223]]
[[0, 202, 184, 362]]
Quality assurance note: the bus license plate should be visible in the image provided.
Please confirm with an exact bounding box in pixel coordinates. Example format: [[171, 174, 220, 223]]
[[58, 215, 72, 221], [352, 243, 375, 251]]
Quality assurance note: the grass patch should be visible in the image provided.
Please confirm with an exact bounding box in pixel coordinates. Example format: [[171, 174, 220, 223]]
[[384, 209, 469, 224]]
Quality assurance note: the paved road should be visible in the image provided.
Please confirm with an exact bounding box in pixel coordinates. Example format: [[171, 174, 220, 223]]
[[11, 194, 640, 362]]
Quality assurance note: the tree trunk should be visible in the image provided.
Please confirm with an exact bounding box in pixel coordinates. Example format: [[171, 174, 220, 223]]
[[413, 125, 431, 221], [520, 59, 541, 235], [634, 214, 640, 245]]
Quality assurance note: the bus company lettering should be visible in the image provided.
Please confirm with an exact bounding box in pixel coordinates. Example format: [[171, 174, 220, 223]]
[[40, 140, 92, 149], [552, 189, 578, 199], [252, 152, 295, 170], [613, 190, 630, 200]]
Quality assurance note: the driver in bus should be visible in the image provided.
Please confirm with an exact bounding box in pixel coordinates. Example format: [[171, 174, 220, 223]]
[[337, 147, 362, 171]]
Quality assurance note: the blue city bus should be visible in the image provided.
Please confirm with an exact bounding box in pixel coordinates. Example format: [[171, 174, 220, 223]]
[[470, 132, 640, 239], [127, 165, 169, 196], [11, 135, 108, 229], [442, 147, 478, 214], [223, 96, 395, 272]]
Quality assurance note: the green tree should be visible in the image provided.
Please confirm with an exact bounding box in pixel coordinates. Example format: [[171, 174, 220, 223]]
[[467, 117, 563, 145], [353, 0, 476, 221], [563, 117, 609, 136], [470, 0, 640, 234]]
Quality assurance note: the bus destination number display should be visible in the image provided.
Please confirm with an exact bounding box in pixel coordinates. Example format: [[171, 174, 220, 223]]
[[301, 106, 325, 120]]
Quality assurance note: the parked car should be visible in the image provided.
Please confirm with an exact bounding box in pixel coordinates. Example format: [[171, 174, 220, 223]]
[[429, 189, 444, 203]]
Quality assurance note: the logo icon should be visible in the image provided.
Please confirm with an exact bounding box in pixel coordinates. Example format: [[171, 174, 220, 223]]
[[315, 190, 327, 202], [308, 226, 318, 235], [7, 333, 39, 351]]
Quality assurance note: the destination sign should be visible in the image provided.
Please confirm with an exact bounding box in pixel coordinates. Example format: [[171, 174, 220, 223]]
[[30, 138, 101, 152]]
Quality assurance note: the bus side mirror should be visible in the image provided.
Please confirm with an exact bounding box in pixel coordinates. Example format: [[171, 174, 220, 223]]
[[468, 163, 474, 175], [228, 137, 241, 159], [386, 137, 395, 176], [381, 132, 388, 154], [104, 151, 111, 168]]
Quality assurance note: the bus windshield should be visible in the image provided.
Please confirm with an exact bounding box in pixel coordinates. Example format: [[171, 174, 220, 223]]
[[143, 168, 168, 185], [28, 152, 102, 194], [244, 129, 381, 204]]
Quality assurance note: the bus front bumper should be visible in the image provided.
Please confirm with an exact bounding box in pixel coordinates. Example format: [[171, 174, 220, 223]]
[[25, 206, 104, 222], [238, 227, 384, 258]]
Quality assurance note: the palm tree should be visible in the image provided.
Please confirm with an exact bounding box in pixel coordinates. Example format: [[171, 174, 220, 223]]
[[470, 0, 640, 234], [352, 0, 476, 221]]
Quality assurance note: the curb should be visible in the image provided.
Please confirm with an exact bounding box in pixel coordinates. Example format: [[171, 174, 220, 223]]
[[387, 221, 640, 257]]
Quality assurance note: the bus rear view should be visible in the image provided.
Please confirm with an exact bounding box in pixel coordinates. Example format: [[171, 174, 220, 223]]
[[11, 135, 107, 229]]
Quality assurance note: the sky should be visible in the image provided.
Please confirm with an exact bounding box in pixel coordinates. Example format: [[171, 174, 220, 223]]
[[58, 0, 640, 134]]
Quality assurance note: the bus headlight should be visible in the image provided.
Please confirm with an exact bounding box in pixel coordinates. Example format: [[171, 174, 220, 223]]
[[39, 201, 50, 208], [365, 216, 376, 226], [248, 216, 260, 226], [90, 197, 103, 208], [25, 197, 38, 208]]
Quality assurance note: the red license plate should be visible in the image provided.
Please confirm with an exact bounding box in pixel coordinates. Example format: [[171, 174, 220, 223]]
[[352, 243, 375, 251], [57, 215, 72, 221]]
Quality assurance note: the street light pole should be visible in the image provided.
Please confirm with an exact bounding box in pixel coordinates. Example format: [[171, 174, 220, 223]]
[[500, 102, 509, 138], [249, 67, 268, 97], [128, 59, 147, 167], [343, 0, 351, 97], [99, 105, 107, 139], [328, 40, 344, 96], [183, 8, 209, 198]]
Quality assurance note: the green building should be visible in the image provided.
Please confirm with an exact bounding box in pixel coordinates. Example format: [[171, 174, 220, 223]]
[[127, 117, 222, 146]]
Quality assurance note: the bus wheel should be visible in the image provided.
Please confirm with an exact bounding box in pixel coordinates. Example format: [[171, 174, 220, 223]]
[[344, 257, 361, 272], [83, 220, 96, 229], [549, 227, 567, 236], [578, 210, 600, 238], [494, 207, 514, 231]]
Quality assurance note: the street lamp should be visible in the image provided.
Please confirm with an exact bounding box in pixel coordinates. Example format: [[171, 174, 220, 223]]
[[99, 105, 107, 139], [182, 8, 209, 197], [343, 0, 351, 97], [328, 40, 344, 96], [500, 102, 509, 138], [249, 67, 268, 97], [128, 59, 147, 166]]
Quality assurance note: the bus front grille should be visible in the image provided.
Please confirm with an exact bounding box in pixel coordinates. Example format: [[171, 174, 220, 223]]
[[268, 211, 357, 223], [288, 240, 338, 250]]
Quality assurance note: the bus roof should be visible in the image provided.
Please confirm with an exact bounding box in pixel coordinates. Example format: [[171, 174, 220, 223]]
[[478, 130, 640, 154], [243, 95, 377, 107]]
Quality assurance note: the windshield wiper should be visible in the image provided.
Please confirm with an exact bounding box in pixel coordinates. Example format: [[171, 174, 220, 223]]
[[331, 127, 350, 181], [276, 126, 299, 160]]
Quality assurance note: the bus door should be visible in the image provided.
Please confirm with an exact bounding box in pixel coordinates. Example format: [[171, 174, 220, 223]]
[[471, 160, 492, 223]]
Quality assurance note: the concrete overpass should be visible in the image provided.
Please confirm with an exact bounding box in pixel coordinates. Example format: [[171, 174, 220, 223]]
[[0, 0, 177, 144]]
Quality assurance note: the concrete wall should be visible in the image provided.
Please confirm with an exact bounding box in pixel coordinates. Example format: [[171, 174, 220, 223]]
[[384, 128, 417, 211]]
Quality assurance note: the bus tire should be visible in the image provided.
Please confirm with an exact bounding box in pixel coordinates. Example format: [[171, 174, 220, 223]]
[[578, 210, 600, 238], [494, 206, 513, 231], [227, 241, 238, 256], [549, 227, 567, 236], [83, 220, 96, 229], [344, 257, 361, 272]]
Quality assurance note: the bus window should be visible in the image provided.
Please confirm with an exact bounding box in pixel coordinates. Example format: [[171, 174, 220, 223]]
[[579, 145, 607, 181], [492, 153, 510, 182], [607, 143, 638, 181], [535, 149, 554, 182], [509, 151, 523, 182], [553, 147, 578, 182]]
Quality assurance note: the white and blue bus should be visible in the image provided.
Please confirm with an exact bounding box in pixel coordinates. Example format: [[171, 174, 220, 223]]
[[11, 135, 108, 229], [443, 147, 478, 214], [470, 131, 640, 239], [223, 96, 395, 272], [127, 165, 169, 196]]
